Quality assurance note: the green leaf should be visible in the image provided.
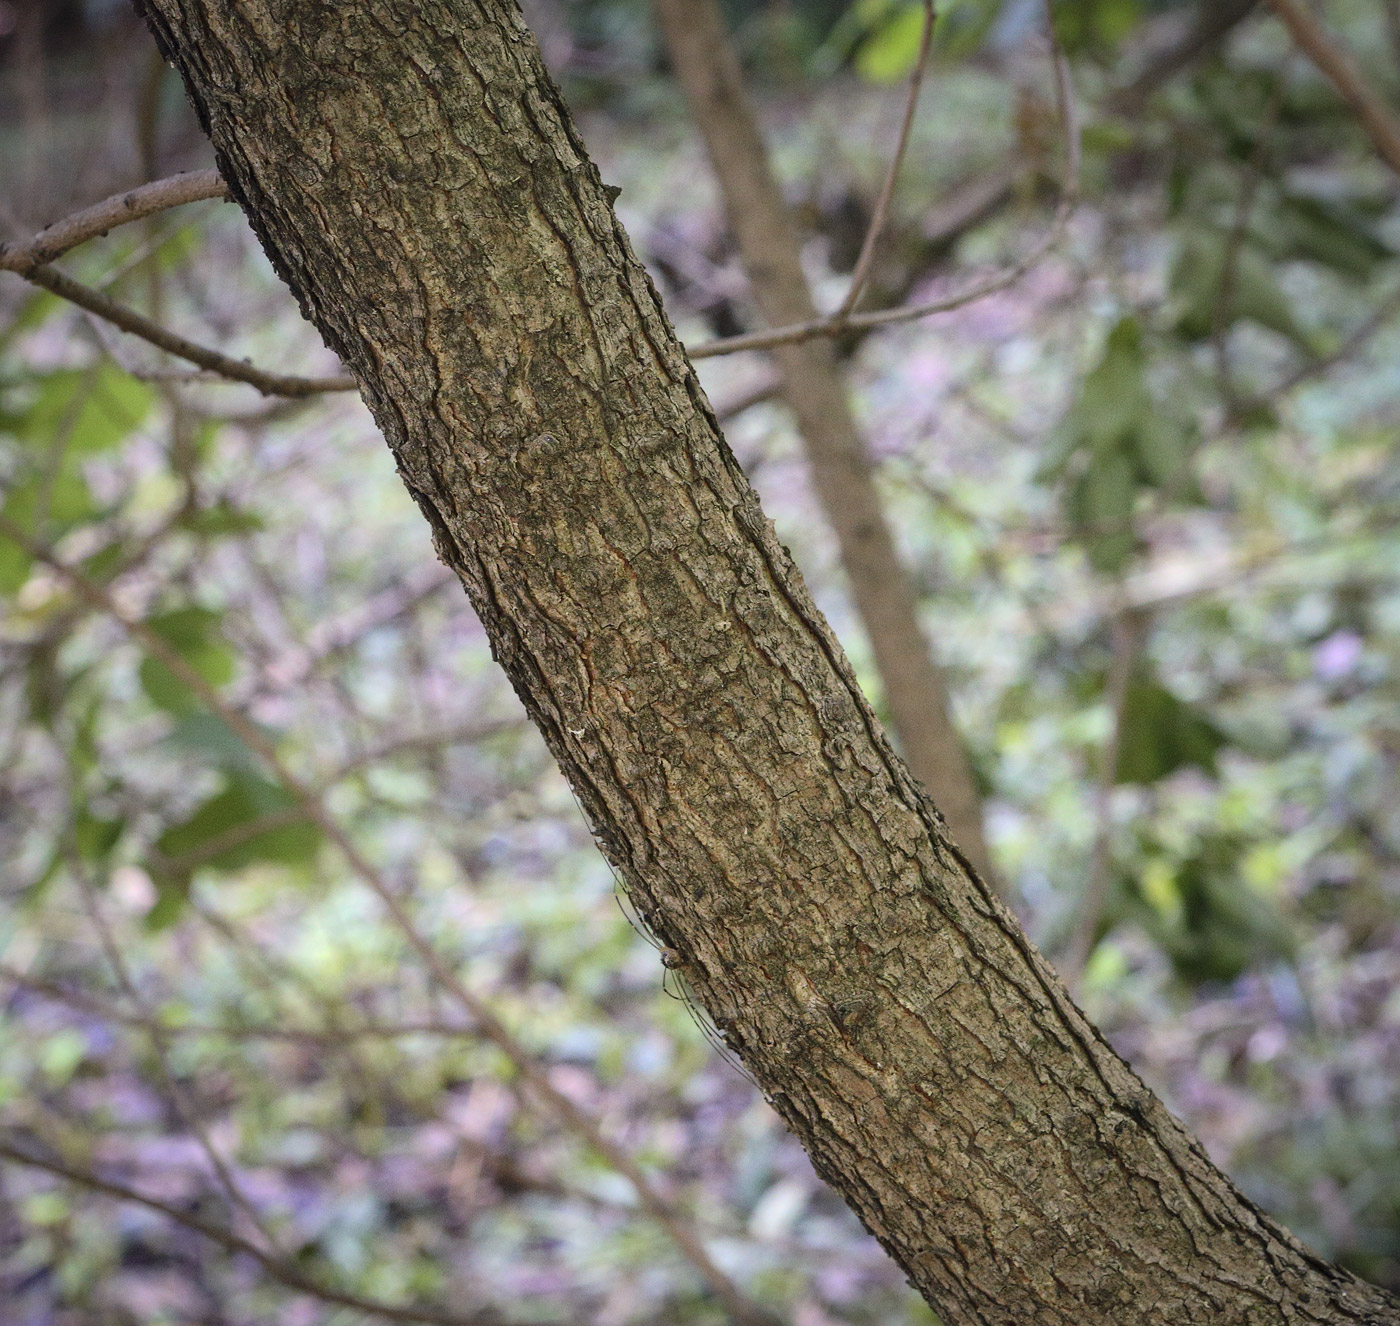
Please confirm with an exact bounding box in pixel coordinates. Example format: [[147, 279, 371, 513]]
[[79, 540, 127, 585], [10, 363, 153, 455], [73, 808, 124, 863], [147, 768, 318, 928], [1114, 673, 1226, 785], [1131, 412, 1192, 490], [154, 770, 320, 877], [164, 711, 263, 773], [0, 538, 31, 596], [40, 1030, 88, 1087], [145, 878, 190, 932], [1066, 446, 1137, 573], [3, 469, 97, 531], [180, 502, 265, 538], [1074, 317, 1151, 452], [1131, 838, 1295, 985], [0, 289, 59, 355], [1276, 194, 1393, 282], [1170, 229, 1316, 350], [1051, 0, 1142, 54], [855, 3, 927, 83], [0, 467, 97, 595], [25, 644, 68, 727], [138, 606, 236, 715]]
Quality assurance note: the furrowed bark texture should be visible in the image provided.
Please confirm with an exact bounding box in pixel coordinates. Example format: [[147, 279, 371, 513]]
[[136, 3, 1398, 1322], [649, 0, 999, 890]]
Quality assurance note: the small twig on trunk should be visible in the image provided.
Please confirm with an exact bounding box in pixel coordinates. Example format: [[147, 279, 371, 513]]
[[0, 170, 356, 397], [20, 265, 357, 397], [0, 170, 228, 273], [688, 36, 1079, 361]]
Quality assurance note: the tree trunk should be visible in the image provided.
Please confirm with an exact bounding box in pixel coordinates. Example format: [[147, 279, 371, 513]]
[[134, 3, 1399, 1322], [649, 0, 999, 891]]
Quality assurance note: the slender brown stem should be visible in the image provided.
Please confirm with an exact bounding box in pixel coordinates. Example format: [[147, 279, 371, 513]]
[[688, 41, 1079, 361], [0, 170, 228, 273], [835, 0, 936, 319], [0, 1136, 513, 1326], [19, 264, 356, 397], [66, 843, 287, 1257], [1061, 608, 1150, 983], [652, 0, 1002, 889], [1267, 0, 1400, 179], [0, 962, 476, 1042]]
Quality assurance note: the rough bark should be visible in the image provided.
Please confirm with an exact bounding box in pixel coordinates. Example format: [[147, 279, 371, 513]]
[[134, 2, 1399, 1322], [649, 0, 1000, 890]]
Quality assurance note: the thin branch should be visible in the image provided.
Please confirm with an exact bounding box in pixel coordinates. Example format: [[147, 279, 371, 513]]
[[1108, 0, 1259, 115], [20, 264, 357, 398], [0, 516, 774, 1326], [1061, 607, 1150, 985], [253, 561, 457, 694], [0, 1136, 513, 1326], [712, 373, 781, 422], [0, 170, 228, 274], [67, 844, 286, 1258], [1256, 281, 1400, 405], [1266, 0, 1400, 179], [151, 805, 310, 877], [0, 169, 354, 397], [835, 0, 936, 319], [688, 37, 1079, 361], [0, 962, 475, 1042]]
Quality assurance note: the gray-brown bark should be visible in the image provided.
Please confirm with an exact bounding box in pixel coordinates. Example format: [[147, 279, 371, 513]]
[[649, 0, 999, 890], [134, 2, 1399, 1322]]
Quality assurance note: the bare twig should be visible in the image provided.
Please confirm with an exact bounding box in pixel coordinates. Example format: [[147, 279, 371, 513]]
[[1108, 0, 1260, 114], [688, 38, 1079, 361], [1253, 282, 1400, 408], [1061, 607, 1150, 984], [712, 373, 781, 422], [1266, 0, 1400, 179], [19, 265, 356, 397], [0, 170, 228, 274], [0, 1135, 513, 1326], [836, 1, 936, 319], [1387, 0, 1400, 73], [0, 516, 774, 1326], [66, 844, 287, 1258], [0, 169, 355, 397], [0, 962, 477, 1042]]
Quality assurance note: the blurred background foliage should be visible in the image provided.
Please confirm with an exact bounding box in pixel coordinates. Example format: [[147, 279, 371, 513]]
[[2, 0, 1400, 1321]]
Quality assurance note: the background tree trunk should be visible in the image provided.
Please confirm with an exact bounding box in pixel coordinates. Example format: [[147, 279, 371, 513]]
[[134, 2, 1400, 1321], [649, 0, 999, 891]]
